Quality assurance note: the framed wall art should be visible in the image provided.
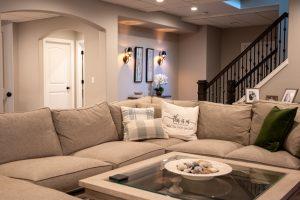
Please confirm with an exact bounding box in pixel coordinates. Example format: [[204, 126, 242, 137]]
[[134, 47, 143, 83], [245, 88, 260, 103], [282, 89, 298, 103], [146, 48, 154, 82]]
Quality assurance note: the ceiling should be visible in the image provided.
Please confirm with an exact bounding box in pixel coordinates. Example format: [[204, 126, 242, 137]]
[[102, 0, 279, 28], [0, 12, 59, 23]]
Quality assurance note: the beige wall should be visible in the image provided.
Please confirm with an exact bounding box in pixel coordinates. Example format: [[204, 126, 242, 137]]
[[206, 26, 221, 81], [0, 21, 3, 112], [260, 0, 300, 103], [220, 25, 268, 68], [118, 25, 179, 100], [14, 16, 106, 111], [178, 27, 207, 100], [0, 0, 197, 103]]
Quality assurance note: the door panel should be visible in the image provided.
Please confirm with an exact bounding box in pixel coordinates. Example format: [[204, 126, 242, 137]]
[[44, 39, 74, 109]]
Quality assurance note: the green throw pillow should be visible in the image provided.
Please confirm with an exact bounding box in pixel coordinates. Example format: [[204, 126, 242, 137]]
[[255, 106, 298, 152]]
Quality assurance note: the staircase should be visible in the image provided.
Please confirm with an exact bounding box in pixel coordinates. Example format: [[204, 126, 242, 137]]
[[197, 12, 289, 104]]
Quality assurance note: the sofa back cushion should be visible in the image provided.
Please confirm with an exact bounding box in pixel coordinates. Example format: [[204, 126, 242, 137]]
[[52, 102, 118, 155], [0, 108, 62, 164], [250, 101, 300, 143], [109, 100, 139, 140], [250, 100, 300, 157], [137, 99, 198, 118], [197, 102, 252, 145]]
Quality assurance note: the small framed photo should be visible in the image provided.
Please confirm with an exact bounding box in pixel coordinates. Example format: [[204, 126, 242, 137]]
[[146, 48, 154, 82], [282, 89, 298, 103], [134, 47, 143, 83], [266, 95, 278, 101], [246, 88, 260, 103]]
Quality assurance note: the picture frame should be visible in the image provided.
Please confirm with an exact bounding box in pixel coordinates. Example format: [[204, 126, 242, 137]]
[[146, 48, 154, 82], [134, 47, 143, 83], [282, 89, 298, 103], [245, 88, 260, 103], [266, 95, 279, 101]]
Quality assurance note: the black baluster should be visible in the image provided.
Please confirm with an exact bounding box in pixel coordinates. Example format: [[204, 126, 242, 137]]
[[283, 17, 287, 60], [223, 75, 225, 104], [279, 21, 282, 63]]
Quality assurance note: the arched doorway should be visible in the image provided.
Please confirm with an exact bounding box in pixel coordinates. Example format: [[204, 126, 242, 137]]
[[0, 11, 108, 112]]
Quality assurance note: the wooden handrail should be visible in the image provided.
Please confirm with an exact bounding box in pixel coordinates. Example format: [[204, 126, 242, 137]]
[[207, 12, 288, 87]]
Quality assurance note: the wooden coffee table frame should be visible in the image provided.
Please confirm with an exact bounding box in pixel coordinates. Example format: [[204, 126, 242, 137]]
[[80, 152, 300, 200]]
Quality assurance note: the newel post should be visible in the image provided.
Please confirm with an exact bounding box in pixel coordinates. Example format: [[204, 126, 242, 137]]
[[197, 80, 208, 101], [227, 80, 236, 104]]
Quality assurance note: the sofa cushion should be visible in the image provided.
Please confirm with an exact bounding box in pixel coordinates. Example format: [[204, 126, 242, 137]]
[[73, 141, 165, 168], [197, 101, 252, 145], [137, 100, 198, 119], [0, 156, 112, 192], [0, 108, 62, 165], [167, 139, 243, 158], [0, 175, 79, 200], [109, 101, 138, 140], [137, 103, 162, 118], [151, 97, 173, 104], [250, 100, 300, 144], [173, 100, 199, 107], [226, 145, 300, 169], [254, 107, 298, 152], [125, 118, 168, 141], [52, 102, 119, 155], [142, 138, 185, 148], [285, 123, 300, 157]]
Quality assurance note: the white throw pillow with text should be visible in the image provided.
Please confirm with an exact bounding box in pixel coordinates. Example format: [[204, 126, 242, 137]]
[[161, 102, 199, 141]]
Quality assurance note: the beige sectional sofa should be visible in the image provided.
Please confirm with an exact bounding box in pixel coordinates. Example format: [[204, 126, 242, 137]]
[[0, 96, 299, 199]]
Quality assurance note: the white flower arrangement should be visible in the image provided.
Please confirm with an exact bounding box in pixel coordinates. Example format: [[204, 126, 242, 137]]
[[153, 74, 168, 96], [153, 74, 168, 88]]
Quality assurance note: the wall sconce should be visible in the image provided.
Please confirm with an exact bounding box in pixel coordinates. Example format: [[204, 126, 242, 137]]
[[158, 50, 167, 65], [123, 47, 133, 64]]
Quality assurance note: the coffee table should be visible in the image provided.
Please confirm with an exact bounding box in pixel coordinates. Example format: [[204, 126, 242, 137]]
[[80, 152, 300, 200]]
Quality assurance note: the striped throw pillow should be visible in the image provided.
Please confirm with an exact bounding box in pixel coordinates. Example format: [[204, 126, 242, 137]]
[[125, 118, 168, 141], [121, 106, 154, 121], [121, 107, 155, 140]]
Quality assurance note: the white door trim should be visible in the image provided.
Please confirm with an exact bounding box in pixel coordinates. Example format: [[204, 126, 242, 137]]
[[76, 40, 84, 108], [0, 22, 4, 113], [43, 37, 75, 108]]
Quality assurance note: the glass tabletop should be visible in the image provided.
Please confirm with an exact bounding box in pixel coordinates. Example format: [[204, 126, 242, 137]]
[[109, 155, 285, 200]]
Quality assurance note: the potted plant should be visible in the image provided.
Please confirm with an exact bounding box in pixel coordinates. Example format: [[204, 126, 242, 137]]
[[153, 74, 168, 97]]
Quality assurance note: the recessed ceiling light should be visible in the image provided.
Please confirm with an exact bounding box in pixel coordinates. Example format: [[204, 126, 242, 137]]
[[156, 0, 164, 3], [191, 6, 198, 11], [119, 20, 145, 26], [156, 28, 178, 32]]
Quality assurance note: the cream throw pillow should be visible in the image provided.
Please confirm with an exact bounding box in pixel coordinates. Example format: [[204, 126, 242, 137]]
[[161, 102, 199, 141]]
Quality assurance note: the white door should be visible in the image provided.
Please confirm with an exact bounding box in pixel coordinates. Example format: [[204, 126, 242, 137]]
[[2, 23, 15, 113], [43, 38, 74, 109]]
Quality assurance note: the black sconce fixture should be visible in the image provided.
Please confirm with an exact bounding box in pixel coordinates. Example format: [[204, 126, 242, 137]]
[[158, 50, 167, 65], [123, 47, 133, 64]]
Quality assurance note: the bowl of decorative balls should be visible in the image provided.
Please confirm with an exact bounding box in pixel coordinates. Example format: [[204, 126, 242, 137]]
[[164, 159, 232, 181]]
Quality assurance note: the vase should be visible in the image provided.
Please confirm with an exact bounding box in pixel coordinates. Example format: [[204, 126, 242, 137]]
[[156, 90, 162, 97]]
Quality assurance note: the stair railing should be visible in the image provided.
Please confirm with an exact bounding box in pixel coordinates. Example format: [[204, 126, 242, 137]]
[[198, 12, 289, 104]]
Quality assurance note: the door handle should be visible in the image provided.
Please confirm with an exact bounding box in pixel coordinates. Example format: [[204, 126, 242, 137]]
[[6, 92, 12, 97], [66, 87, 70, 90]]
